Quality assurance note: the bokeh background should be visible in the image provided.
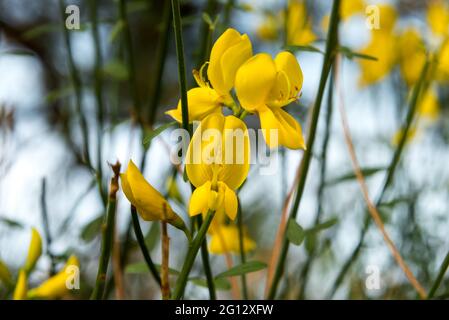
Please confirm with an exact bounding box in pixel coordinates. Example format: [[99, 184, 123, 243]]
[[0, 0, 448, 299]]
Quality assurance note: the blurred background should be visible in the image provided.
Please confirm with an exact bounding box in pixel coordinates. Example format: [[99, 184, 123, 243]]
[[0, 0, 448, 299]]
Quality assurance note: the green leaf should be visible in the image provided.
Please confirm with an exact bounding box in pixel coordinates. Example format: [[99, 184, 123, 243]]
[[103, 60, 129, 81], [305, 217, 338, 234], [0, 217, 24, 229], [284, 45, 324, 54], [215, 261, 267, 279], [125, 262, 179, 275], [326, 166, 387, 185], [108, 20, 125, 43], [287, 219, 305, 246], [339, 46, 378, 61], [22, 23, 59, 40], [80, 215, 103, 242], [189, 277, 231, 291], [144, 222, 160, 251], [142, 121, 177, 147]]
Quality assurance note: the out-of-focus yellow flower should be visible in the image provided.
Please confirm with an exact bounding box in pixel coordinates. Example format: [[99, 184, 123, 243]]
[[286, 0, 317, 46], [24, 228, 42, 274], [13, 269, 28, 300], [392, 126, 418, 146], [28, 255, 79, 299], [209, 224, 256, 254], [235, 51, 305, 149], [340, 0, 365, 21], [398, 29, 426, 87], [377, 4, 397, 31], [121, 160, 183, 226], [358, 32, 397, 86], [427, 0, 449, 36], [166, 28, 252, 123], [257, 14, 278, 41], [436, 40, 449, 81], [419, 88, 440, 120], [186, 113, 250, 225], [0, 259, 13, 287]]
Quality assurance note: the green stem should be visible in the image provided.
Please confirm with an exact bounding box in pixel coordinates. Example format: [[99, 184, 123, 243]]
[[328, 59, 431, 298], [171, 0, 190, 135], [59, 0, 91, 167], [148, 0, 171, 125], [172, 210, 215, 300], [131, 206, 162, 287], [198, 216, 216, 300], [196, 0, 216, 68], [267, 0, 341, 300], [428, 251, 449, 299], [223, 0, 235, 29], [40, 178, 56, 275], [89, 0, 107, 206], [237, 199, 249, 299]]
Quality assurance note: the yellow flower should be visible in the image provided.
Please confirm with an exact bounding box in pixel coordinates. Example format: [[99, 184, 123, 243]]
[[28, 255, 79, 299], [286, 0, 317, 46], [436, 40, 449, 81], [121, 160, 181, 222], [13, 270, 28, 300], [376, 4, 398, 32], [358, 32, 397, 86], [24, 227, 42, 274], [257, 14, 279, 41], [340, 0, 365, 21], [235, 52, 305, 149], [398, 29, 426, 87], [427, 0, 449, 36], [166, 28, 252, 123], [419, 88, 440, 120], [186, 113, 250, 225], [209, 224, 256, 254]]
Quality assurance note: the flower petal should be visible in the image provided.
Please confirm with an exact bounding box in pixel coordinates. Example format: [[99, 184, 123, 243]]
[[189, 181, 212, 217], [274, 51, 303, 98], [259, 106, 305, 149], [235, 53, 277, 112], [222, 183, 238, 221]]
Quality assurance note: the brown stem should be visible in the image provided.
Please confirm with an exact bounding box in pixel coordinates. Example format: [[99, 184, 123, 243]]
[[161, 221, 170, 300]]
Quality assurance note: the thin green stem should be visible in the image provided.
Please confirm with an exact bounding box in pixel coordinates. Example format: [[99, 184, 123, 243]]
[[223, 0, 235, 29], [171, 0, 190, 135], [328, 59, 431, 298], [428, 251, 449, 299], [89, 0, 107, 206], [59, 0, 91, 167], [91, 163, 121, 300], [267, 0, 341, 300], [237, 199, 249, 299], [40, 178, 56, 275], [198, 215, 216, 300], [172, 210, 215, 300], [131, 206, 162, 287], [196, 0, 216, 68]]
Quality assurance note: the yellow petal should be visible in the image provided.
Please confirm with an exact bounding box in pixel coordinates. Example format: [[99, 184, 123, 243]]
[[377, 4, 397, 31], [13, 270, 27, 300], [419, 88, 440, 120], [222, 183, 238, 221], [436, 40, 449, 81], [189, 181, 212, 217], [24, 227, 42, 274], [208, 28, 253, 96], [340, 0, 365, 20], [208, 224, 256, 254], [427, 0, 449, 36], [259, 106, 305, 149], [235, 53, 277, 111], [121, 160, 175, 221], [398, 29, 426, 87], [287, 1, 317, 46], [165, 87, 222, 123]]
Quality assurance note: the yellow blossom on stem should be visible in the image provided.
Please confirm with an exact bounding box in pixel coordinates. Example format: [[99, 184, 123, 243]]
[[28, 255, 79, 299], [186, 113, 250, 228], [166, 28, 252, 122], [340, 0, 365, 21], [24, 227, 42, 274], [121, 160, 187, 232], [235, 51, 305, 149], [209, 224, 256, 254], [427, 0, 449, 36], [398, 28, 426, 87], [13, 269, 27, 300], [286, 0, 317, 46]]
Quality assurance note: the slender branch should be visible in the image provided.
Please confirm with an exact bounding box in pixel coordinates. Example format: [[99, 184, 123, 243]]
[[131, 206, 162, 287], [237, 200, 249, 299], [40, 178, 56, 275], [172, 210, 215, 300], [428, 251, 449, 299], [198, 215, 216, 300], [329, 57, 432, 297], [91, 162, 121, 300], [336, 55, 427, 299], [171, 0, 190, 135], [161, 221, 170, 299], [267, 0, 341, 299]]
